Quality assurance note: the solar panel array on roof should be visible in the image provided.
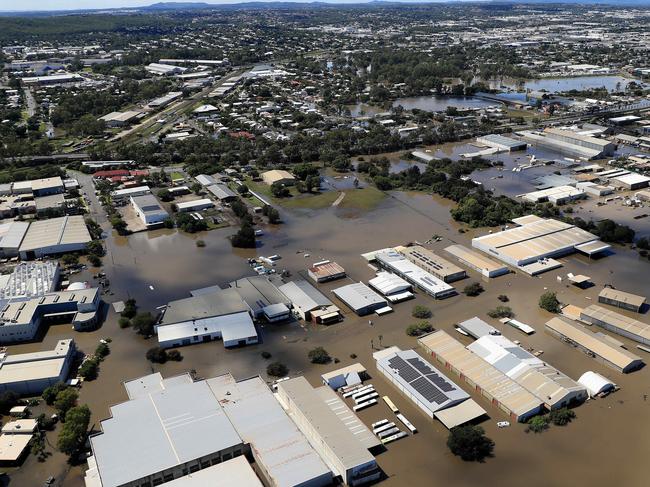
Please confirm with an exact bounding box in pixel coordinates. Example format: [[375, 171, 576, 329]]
[[386, 353, 461, 406]]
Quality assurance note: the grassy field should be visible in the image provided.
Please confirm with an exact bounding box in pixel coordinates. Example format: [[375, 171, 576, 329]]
[[338, 186, 386, 211], [246, 177, 385, 211], [170, 171, 185, 181]]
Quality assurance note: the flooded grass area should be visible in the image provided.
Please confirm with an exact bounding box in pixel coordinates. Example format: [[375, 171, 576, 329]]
[[5, 167, 650, 487]]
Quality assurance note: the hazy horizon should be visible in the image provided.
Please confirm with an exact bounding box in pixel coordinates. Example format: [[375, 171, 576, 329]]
[[1, 0, 646, 13], [0, 0, 452, 13]]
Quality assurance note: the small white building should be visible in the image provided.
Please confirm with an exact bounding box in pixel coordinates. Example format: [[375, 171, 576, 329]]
[[130, 194, 169, 226], [578, 371, 615, 397], [175, 199, 214, 212], [0, 340, 76, 396]]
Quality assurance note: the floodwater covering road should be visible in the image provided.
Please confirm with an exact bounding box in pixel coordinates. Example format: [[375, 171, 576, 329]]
[[5, 168, 650, 487]]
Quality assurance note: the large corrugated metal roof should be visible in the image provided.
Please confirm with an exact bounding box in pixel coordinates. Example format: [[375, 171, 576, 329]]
[[279, 280, 333, 312], [161, 288, 248, 325], [164, 456, 262, 487], [418, 331, 543, 420], [598, 288, 646, 309], [19, 215, 91, 252], [207, 374, 332, 487], [545, 317, 643, 371], [277, 377, 376, 471], [468, 335, 585, 407], [91, 377, 243, 487]]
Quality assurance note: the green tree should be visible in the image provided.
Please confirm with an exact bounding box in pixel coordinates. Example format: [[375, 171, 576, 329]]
[[42, 382, 68, 405], [157, 189, 173, 202], [0, 391, 19, 414], [146, 347, 168, 364], [231, 223, 256, 248], [406, 321, 434, 337], [54, 388, 78, 418], [95, 342, 110, 360], [526, 415, 550, 433], [270, 182, 290, 198], [308, 347, 331, 364], [463, 282, 484, 297], [549, 408, 575, 426], [132, 312, 156, 336], [57, 405, 91, 456], [411, 305, 432, 319], [78, 359, 99, 381], [447, 425, 494, 461], [267, 362, 289, 377], [121, 298, 137, 319], [539, 291, 560, 313], [487, 306, 514, 319]]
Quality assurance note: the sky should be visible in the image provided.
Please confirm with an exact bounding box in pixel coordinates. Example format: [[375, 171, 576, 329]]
[[2, 0, 395, 12]]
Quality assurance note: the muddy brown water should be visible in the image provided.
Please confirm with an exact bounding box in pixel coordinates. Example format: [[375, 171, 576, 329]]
[[4, 173, 650, 487]]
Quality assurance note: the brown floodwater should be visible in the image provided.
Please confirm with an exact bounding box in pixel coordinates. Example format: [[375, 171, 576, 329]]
[[5, 171, 650, 487]]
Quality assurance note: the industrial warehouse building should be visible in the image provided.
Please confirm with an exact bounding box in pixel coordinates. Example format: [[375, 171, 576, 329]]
[[578, 371, 615, 397], [161, 457, 262, 487], [457, 317, 501, 339], [332, 282, 387, 316], [374, 347, 486, 429], [308, 260, 346, 283], [86, 373, 247, 487], [521, 185, 586, 205], [228, 276, 291, 322], [0, 339, 76, 396], [444, 244, 509, 278], [130, 194, 169, 227], [520, 128, 615, 160], [278, 280, 342, 324], [207, 374, 333, 487], [476, 134, 527, 151], [275, 377, 381, 486], [175, 198, 214, 213], [0, 261, 59, 300], [375, 249, 455, 299], [611, 172, 650, 190], [545, 317, 643, 373], [368, 272, 412, 297], [157, 289, 258, 349], [206, 184, 237, 202], [261, 170, 295, 186], [467, 335, 587, 409], [418, 331, 544, 422], [397, 245, 466, 283], [110, 185, 151, 203], [472, 216, 609, 268], [580, 305, 650, 346], [598, 288, 646, 313], [0, 221, 29, 257], [18, 216, 92, 260], [0, 287, 100, 343], [99, 110, 142, 127]]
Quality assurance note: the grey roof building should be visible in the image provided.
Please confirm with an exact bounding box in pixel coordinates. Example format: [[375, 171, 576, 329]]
[[278, 280, 341, 324], [229, 276, 290, 321], [160, 289, 249, 326], [87, 373, 246, 487], [207, 374, 333, 487], [374, 347, 486, 428], [275, 377, 381, 486], [157, 289, 257, 349], [332, 282, 387, 316], [206, 184, 237, 201]]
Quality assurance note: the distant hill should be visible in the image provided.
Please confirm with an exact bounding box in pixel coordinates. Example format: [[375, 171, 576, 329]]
[[142, 2, 213, 10]]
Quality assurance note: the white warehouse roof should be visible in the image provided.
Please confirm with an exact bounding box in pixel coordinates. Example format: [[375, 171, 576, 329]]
[[577, 371, 615, 397], [368, 271, 412, 296], [89, 374, 244, 487]]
